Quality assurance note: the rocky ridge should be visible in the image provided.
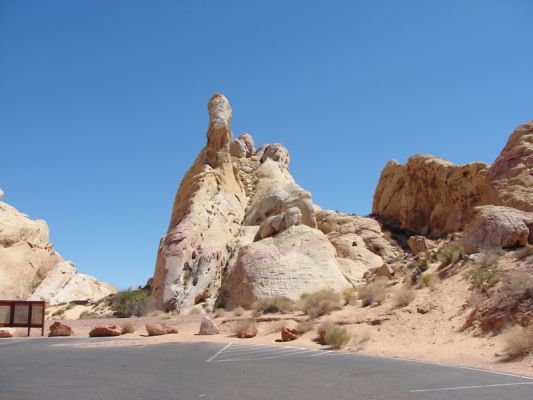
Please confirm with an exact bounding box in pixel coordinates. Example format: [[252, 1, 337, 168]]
[[151, 94, 398, 312], [0, 192, 116, 304]]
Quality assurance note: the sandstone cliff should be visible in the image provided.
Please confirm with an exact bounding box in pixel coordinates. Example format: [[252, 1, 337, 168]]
[[0, 192, 116, 304], [372, 121, 533, 240], [151, 94, 398, 312]]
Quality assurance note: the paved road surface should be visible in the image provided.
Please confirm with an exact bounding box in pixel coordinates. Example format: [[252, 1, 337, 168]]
[[1, 338, 532, 400]]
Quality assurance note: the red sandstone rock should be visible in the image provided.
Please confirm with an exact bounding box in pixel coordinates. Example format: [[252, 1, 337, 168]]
[[145, 323, 178, 336], [280, 327, 299, 342], [49, 322, 74, 337], [236, 325, 258, 338], [89, 325, 122, 337]]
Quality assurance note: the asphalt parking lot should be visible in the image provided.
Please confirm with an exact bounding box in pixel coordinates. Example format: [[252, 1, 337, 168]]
[[1, 338, 532, 400]]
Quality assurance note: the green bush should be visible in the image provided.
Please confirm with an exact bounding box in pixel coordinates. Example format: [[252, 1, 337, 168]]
[[469, 267, 498, 291], [299, 289, 342, 318], [438, 242, 464, 266], [110, 289, 154, 318], [420, 272, 438, 290]]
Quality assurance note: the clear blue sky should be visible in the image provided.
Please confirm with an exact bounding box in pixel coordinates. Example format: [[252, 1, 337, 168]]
[[1, 1, 532, 290]]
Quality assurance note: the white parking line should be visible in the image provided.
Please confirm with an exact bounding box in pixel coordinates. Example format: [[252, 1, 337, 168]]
[[410, 381, 533, 393], [206, 343, 232, 362], [215, 348, 327, 362]]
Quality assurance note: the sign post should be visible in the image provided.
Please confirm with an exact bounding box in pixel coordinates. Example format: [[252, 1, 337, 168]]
[[0, 300, 46, 336]]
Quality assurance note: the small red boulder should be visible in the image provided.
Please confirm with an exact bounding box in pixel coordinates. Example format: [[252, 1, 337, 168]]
[[236, 326, 258, 339], [49, 322, 74, 337], [280, 327, 299, 342], [89, 325, 122, 337], [145, 323, 178, 336]]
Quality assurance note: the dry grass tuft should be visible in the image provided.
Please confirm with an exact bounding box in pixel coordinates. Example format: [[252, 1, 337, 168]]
[[358, 279, 387, 307], [392, 285, 416, 308], [232, 306, 245, 317], [296, 319, 315, 334], [232, 318, 256, 336], [420, 272, 439, 290], [120, 322, 135, 334], [252, 296, 295, 316], [299, 289, 342, 318], [318, 323, 352, 349], [213, 308, 225, 318], [503, 325, 533, 360], [342, 288, 358, 306]]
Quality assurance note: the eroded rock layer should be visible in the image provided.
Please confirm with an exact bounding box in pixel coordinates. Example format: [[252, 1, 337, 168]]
[[0, 195, 115, 303]]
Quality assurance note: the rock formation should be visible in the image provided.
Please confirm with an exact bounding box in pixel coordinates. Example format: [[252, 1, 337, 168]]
[[372, 121, 533, 238], [490, 122, 533, 212], [0, 193, 116, 303], [462, 205, 533, 253], [151, 94, 399, 313], [372, 156, 499, 237]]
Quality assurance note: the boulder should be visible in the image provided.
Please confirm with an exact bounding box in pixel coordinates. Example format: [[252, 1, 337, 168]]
[[89, 325, 122, 337], [48, 322, 74, 337], [462, 205, 533, 253], [407, 236, 430, 255], [145, 323, 178, 336], [280, 327, 299, 342], [198, 317, 219, 335], [0, 328, 16, 338], [372, 156, 499, 236], [490, 121, 533, 212], [221, 225, 351, 308], [236, 325, 258, 339]]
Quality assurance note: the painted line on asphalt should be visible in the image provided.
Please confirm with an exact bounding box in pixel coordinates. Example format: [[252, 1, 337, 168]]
[[216, 347, 319, 360], [213, 348, 327, 362], [316, 350, 533, 381], [216, 345, 309, 358], [206, 342, 232, 362], [410, 381, 533, 393]]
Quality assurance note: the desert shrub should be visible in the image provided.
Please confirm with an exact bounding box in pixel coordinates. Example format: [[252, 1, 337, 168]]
[[52, 309, 65, 317], [189, 305, 203, 315], [299, 289, 342, 318], [469, 266, 498, 291], [438, 242, 464, 266], [213, 308, 225, 318], [358, 279, 387, 307], [262, 321, 286, 335], [110, 289, 154, 318], [79, 311, 100, 320], [392, 285, 416, 308], [420, 272, 438, 290], [296, 319, 315, 334], [319, 324, 352, 349], [515, 245, 533, 261], [121, 322, 135, 334], [342, 288, 358, 306], [503, 325, 533, 360], [478, 249, 503, 268], [232, 318, 256, 336], [407, 258, 428, 271], [232, 306, 245, 317], [252, 296, 295, 316]]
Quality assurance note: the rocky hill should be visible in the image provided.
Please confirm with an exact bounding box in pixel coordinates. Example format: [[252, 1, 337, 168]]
[[150, 94, 402, 313], [0, 190, 116, 304], [150, 94, 531, 315]]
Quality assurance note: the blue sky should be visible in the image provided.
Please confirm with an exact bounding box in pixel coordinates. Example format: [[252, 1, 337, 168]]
[[1, 1, 532, 290]]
